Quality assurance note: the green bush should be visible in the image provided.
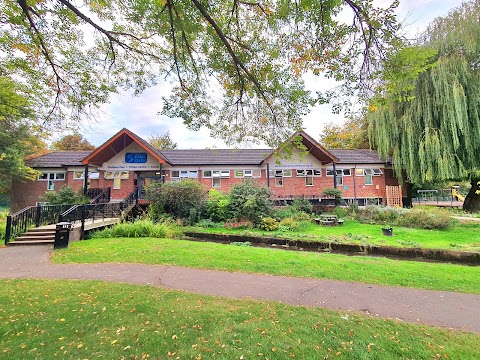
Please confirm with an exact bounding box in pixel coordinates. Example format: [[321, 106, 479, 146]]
[[291, 198, 313, 213], [206, 189, 232, 222], [278, 217, 300, 231], [228, 179, 272, 224], [353, 205, 452, 230], [90, 219, 181, 239], [42, 185, 89, 205], [322, 188, 343, 205], [259, 217, 279, 231], [333, 206, 348, 219], [146, 179, 207, 220], [396, 207, 452, 230]]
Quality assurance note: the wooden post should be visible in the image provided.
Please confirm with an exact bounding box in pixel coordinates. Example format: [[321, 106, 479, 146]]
[[5, 215, 12, 245]]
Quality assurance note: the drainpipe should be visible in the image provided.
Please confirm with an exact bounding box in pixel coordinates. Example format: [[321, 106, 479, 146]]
[[266, 163, 270, 187], [333, 162, 337, 189], [83, 164, 89, 195], [353, 164, 357, 203]]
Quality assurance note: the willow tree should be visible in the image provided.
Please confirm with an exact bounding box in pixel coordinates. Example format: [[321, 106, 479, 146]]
[[367, 0, 480, 211], [1, 0, 401, 146]]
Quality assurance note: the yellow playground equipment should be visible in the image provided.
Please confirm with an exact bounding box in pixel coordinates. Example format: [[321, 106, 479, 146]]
[[451, 186, 465, 202]]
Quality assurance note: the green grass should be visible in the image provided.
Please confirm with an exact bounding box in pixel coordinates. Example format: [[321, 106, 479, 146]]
[[53, 237, 480, 294], [0, 279, 478, 359], [188, 220, 480, 252]]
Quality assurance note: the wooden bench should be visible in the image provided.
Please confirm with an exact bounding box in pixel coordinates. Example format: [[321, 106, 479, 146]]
[[320, 220, 336, 226], [336, 219, 344, 225]]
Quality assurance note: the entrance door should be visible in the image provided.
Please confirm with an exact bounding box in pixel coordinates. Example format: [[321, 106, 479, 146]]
[[138, 172, 162, 199]]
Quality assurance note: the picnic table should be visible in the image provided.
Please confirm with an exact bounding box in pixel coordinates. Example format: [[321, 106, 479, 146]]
[[314, 214, 344, 226]]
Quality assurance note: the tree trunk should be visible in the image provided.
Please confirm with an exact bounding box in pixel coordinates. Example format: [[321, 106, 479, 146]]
[[403, 181, 413, 208], [462, 177, 480, 212]]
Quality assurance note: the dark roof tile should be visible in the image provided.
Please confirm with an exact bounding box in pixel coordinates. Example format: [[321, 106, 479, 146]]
[[25, 151, 92, 168]]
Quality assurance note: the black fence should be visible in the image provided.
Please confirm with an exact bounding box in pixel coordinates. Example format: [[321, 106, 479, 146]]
[[4, 188, 135, 245], [5, 204, 72, 244]]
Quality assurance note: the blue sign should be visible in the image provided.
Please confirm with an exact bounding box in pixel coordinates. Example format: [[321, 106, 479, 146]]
[[125, 152, 147, 163]]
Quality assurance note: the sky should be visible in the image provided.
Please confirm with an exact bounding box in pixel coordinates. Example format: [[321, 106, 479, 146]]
[[76, 0, 462, 149]]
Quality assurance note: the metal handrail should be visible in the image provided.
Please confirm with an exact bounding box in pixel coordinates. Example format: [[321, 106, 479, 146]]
[[90, 187, 111, 204], [5, 190, 137, 244], [5, 204, 73, 244]]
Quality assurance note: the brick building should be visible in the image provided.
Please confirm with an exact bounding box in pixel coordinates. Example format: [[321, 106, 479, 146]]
[[10, 128, 401, 212]]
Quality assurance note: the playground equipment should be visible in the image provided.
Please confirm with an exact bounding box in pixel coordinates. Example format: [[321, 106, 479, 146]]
[[451, 186, 465, 202]]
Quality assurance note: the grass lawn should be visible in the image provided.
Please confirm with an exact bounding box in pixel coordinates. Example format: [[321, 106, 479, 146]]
[[187, 220, 480, 252], [53, 237, 480, 294], [1, 279, 479, 359]]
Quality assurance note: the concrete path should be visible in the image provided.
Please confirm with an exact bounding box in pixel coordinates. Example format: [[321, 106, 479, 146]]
[[1, 245, 479, 334]]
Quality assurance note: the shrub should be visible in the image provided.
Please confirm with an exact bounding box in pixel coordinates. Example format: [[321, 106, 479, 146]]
[[42, 185, 89, 205], [90, 219, 181, 239], [206, 189, 232, 222], [273, 207, 312, 222], [146, 179, 207, 219], [353, 205, 452, 230], [322, 188, 343, 205], [228, 179, 272, 224], [396, 207, 452, 230], [259, 217, 279, 231], [291, 198, 313, 213], [278, 217, 299, 231], [333, 206, 348, 219]]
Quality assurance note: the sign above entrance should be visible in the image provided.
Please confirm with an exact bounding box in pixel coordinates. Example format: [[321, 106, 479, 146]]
[[125, 152, 147, 163]]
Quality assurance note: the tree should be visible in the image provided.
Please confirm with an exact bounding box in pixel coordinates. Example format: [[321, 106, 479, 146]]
[[148, 132, 178, 150], [319, 116, 369, 149], [0, 76, 45, 193], [51, 134, 95, 151], [2, 0, 401, 146], [367, 1, 480, 211]]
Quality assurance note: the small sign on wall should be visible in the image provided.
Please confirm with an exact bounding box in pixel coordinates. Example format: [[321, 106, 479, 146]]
[[125, 152, 147, 163]]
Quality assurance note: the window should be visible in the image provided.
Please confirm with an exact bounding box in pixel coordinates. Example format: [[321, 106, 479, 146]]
[[296, 169, 321, 177], [73, 171, 100, 180], [170, 170, 198, 179], [212, 177, 221, 188], [234, 169, 260, 178], [104, 171, 129, 179], [305, 176, 313, 186], [38, 172, 65, 181], [269, 169, 292, 177], [38, 172, 65, 190], [212, 170, 230, 178], [326, 169, 350, 187], [275, 177, 283, 187], [355, 168, 382, 185]]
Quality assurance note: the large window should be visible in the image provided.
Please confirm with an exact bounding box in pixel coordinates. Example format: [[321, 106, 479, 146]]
[[326, 168, 350, 186], [355, 168, 383, 186], [104, 171, 129, 190], [296, 169, 321, 186], [203, 170, 230, 188], [38, 172, 65, 191], [269, 169, 292, 187]]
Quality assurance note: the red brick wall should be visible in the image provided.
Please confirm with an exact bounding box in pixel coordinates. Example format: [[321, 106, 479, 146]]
[[187, 168, 397, 200]]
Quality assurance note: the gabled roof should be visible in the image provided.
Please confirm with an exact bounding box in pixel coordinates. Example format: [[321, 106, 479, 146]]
[[159, 149, 273, 166], [329, 149, 390, 164], [261, 130, 339, 165], [25, 151, 92, 168], [81, 128, 169, 166]]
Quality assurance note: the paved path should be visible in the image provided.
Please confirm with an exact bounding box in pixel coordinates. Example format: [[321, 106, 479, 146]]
[[1, 245, 479, 334]]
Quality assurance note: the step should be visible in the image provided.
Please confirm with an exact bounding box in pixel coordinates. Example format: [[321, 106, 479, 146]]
[[8, 240, 54, 246], [15, 235, 55, 241], [17, 231, 55, 237]]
